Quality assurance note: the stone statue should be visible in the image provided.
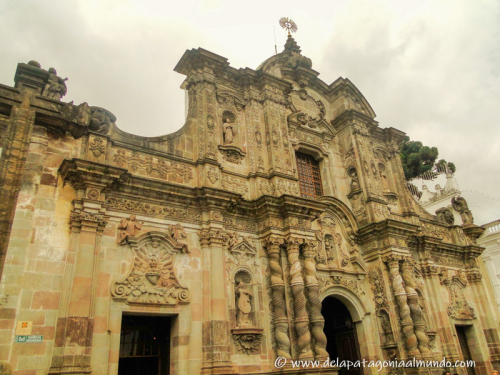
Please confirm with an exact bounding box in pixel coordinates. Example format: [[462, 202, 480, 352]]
[[89, 107, 116, 134], [223, 118, 234, 144], [349, 169, 360, 192], [436, 207, 455, 225], [236, 281, 252, 328], [451, 196, 474, 225], [44, 67, 67, 100], [117, 215, 143, 244]]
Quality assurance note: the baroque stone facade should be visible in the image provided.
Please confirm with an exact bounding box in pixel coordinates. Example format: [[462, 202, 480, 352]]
[[0, 40, 499, 375]]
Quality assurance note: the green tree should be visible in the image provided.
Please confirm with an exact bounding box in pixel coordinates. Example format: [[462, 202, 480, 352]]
[[400, 136, 456, 181]]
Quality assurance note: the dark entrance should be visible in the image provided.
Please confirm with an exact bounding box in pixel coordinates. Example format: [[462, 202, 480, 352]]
[[118, 315, 171, 375], [456, 325, 476, 375], [322, 297, 362, 375]]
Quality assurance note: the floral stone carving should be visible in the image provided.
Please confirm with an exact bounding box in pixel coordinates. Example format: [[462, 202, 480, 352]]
[[218, 145, 246, 164], [440, 270, 475, 320], [112, 231, 190, 305], [231, 328, 264, 355]]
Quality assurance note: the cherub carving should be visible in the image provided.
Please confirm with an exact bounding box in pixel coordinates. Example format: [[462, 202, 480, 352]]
[[44, 67, 67, 100], [168, 223, 188, 251], [118, 215, 143, 244]]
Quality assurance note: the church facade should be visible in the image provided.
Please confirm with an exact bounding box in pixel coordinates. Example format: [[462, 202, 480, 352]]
[[0, 36, 499, 375]]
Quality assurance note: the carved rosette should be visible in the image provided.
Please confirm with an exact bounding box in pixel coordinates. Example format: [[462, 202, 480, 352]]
[[112, 231, 190, 305], [286, 237, 313, 359], [384, 256, 419, 356], [302, 242, 328, 360], [263, 237, 291, 359]]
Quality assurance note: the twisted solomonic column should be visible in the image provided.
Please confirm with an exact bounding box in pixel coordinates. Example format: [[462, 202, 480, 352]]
[[264, 237, 291, 359], [401, 260, 431, 356], [286, 237, 313, 360], [385, 256, 420, 356], [302, 241, 329, 360]]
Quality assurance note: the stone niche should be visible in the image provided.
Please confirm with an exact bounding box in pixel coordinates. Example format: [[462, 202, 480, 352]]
[[230, 269, 263, 355]]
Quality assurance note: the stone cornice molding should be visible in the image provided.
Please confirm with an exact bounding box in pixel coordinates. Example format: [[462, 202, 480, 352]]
[[198, 228, 228, 247], [70, 210, 108, 234], [59, 158, 129, 193]]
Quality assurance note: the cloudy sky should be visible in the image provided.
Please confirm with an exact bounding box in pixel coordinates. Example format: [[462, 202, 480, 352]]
[[1, 0, 499, 205]]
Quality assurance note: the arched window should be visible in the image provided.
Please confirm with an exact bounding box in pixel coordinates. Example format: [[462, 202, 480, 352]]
[[296, 152, 323, 199]]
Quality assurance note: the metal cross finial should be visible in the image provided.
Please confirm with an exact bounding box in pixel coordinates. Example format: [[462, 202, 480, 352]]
[[279, 17, 298, 36]]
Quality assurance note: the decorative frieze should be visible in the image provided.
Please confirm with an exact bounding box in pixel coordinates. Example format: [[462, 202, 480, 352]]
[[221, 175, 248, 196], [318, 275, 365, 297], [113, 149, 194, 183], [106, 197, 201, 222]]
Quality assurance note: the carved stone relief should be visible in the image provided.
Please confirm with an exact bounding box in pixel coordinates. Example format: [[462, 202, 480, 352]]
[[106, 197, 201, 222], [112, 231, 190, 305], [439, 270, 475, 320], [221, 175, 248, 196], [117, 215, 143, 245], [113, 149, 193, 183], [436, 207, 454, 225]]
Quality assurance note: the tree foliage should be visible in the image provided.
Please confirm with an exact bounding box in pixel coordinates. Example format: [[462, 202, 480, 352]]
[[400, 136, 456, 181]]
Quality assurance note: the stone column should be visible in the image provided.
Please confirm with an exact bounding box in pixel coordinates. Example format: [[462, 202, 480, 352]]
[[400, 260, 431, 356], [49, 209, 108, 375], [286, 237, 313, 360], [302, 241, 328, 360], [0, 92, 36, 279], [199, 228, 234, 375], [467, 270, 500, 367], [385, 256, 419, 356], [263, 237, 291, 359]]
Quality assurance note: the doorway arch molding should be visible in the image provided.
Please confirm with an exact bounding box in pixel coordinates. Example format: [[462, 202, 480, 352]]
[[320, 284, 368, 323], [320, 284, 380, 370]]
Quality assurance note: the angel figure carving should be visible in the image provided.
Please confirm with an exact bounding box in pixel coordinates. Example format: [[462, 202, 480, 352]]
[[451, 196, 474, 225], [236, 281, 253, 328], [44, 67, 68, 100], [117, 215, 143, 244]]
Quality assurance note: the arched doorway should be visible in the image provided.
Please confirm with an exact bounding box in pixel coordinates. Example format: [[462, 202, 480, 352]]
[[322, 296, 362, 375]]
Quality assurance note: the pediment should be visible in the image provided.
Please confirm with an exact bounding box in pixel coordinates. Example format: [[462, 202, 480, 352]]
[[216, 91, 245, 111], [230, 240, 257, 259]]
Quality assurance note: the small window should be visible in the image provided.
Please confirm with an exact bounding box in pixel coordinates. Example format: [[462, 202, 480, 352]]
[[296, 152, 323, 199]]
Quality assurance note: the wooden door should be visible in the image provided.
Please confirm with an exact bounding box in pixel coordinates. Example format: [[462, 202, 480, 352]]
[[456, 326, 476, 375]]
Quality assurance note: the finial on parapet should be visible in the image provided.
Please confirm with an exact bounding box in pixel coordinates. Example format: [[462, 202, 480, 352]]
[[279, 17, 298, 36], [278, 17, 312, 69]]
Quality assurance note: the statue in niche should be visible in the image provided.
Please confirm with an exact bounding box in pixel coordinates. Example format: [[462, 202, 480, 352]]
[[118, 215, 143, 244], [44, 67, 68, 100], [223, 117, 234, 144], [378, 163, 390, 192], [324, 234, 336, 267], [236, 281, 253, 328], [451, 196, 474, 225], [379, 311, 394, 345], [348, 168, 360, 192]]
